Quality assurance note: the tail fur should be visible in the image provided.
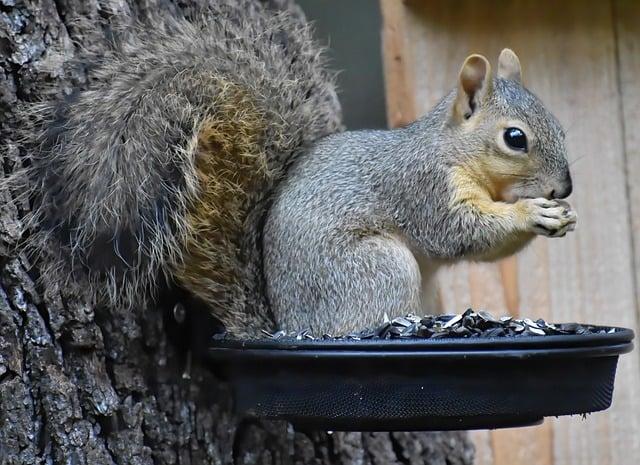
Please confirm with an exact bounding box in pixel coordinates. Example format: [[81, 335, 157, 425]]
[[16, 0, 342, 335]]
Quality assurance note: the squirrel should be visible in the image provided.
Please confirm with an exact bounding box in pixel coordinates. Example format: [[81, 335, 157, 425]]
[[13, 1, 576, 337]]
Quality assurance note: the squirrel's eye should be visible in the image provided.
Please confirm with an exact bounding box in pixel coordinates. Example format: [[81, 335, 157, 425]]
[[503, 127, 528, 152]]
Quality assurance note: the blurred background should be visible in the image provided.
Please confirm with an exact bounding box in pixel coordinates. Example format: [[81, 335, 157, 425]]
[[300, 1, 640, 464], [297, 0, 386, 129]]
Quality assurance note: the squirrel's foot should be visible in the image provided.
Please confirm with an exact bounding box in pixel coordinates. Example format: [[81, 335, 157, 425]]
[[522, 198, 577, 238]]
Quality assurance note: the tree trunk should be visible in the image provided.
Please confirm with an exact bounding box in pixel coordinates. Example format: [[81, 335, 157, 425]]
[[0, 1, 475, 464]]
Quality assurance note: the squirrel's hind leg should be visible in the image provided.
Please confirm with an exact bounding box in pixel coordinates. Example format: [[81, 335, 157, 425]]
[[266, 233, 423, 336]]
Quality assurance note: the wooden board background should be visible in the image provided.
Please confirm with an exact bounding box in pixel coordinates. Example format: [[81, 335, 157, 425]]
[[380, 1, 640, 464]]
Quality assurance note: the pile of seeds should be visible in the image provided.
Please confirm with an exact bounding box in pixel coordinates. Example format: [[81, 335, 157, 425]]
[[263, 309, 615, 341]]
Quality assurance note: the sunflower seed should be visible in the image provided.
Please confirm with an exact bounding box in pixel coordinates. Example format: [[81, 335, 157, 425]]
[[256, 309, 614, 341]]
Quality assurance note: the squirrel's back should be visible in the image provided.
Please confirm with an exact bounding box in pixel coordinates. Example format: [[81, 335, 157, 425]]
[[21, 1, 341, 334]]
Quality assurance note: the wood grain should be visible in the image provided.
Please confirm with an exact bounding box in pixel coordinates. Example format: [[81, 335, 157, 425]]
[[381, 1, 640, 464], [615, 0, 640, 362], [380, 0, 418, 127], [611, 2, 640, 465]]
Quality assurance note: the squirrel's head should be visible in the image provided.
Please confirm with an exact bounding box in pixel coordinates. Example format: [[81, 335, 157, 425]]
[[447, 49, 572, 202]]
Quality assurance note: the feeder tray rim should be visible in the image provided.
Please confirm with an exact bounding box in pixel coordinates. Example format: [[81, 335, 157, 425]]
[[209, 343, 632, 361], [210, 326, 634, 353]]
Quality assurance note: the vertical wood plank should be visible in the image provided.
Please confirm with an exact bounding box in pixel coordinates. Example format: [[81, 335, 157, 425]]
[[380, 1, 640, 465], [612, 2, 640, 465], [380, 0, 418, 127], [615, 0, 640, 348], [499, 257, 520, 316]]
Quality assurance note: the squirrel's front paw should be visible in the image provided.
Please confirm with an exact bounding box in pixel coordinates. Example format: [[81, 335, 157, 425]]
[[522, 198, 577, 237]]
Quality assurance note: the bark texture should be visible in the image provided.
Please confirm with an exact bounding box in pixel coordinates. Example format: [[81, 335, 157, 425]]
[[0, 1, 475, 464]]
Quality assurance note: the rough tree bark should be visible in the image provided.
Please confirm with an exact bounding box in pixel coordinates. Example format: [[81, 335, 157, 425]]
[[0, 1, 475, 464]]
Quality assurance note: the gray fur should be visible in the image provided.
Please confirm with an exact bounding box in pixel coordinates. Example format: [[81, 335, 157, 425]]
[[265, 77, 573, 334]]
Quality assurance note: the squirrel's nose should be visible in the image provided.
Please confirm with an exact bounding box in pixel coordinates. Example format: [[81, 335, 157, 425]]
[[549, 172, 573, 199]]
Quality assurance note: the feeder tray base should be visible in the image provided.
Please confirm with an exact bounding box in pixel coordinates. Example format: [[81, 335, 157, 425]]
[[291, 415, 543, 432]]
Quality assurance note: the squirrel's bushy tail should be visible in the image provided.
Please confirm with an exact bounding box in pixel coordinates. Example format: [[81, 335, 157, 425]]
[[16, 0, 342, 335]]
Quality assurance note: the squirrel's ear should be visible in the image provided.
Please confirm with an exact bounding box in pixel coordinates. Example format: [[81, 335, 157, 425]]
[[454, 54, 492, 121], [497, 48, 522, 84]]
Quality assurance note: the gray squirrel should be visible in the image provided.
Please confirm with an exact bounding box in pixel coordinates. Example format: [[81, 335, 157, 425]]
[[15, 1, 575, 337]]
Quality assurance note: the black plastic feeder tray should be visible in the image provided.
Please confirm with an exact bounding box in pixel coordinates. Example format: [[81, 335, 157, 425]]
[[207, 326, 634, 431]]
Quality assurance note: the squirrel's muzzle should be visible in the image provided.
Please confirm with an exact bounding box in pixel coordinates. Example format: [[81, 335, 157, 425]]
[[549, 172, 573, 199]]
